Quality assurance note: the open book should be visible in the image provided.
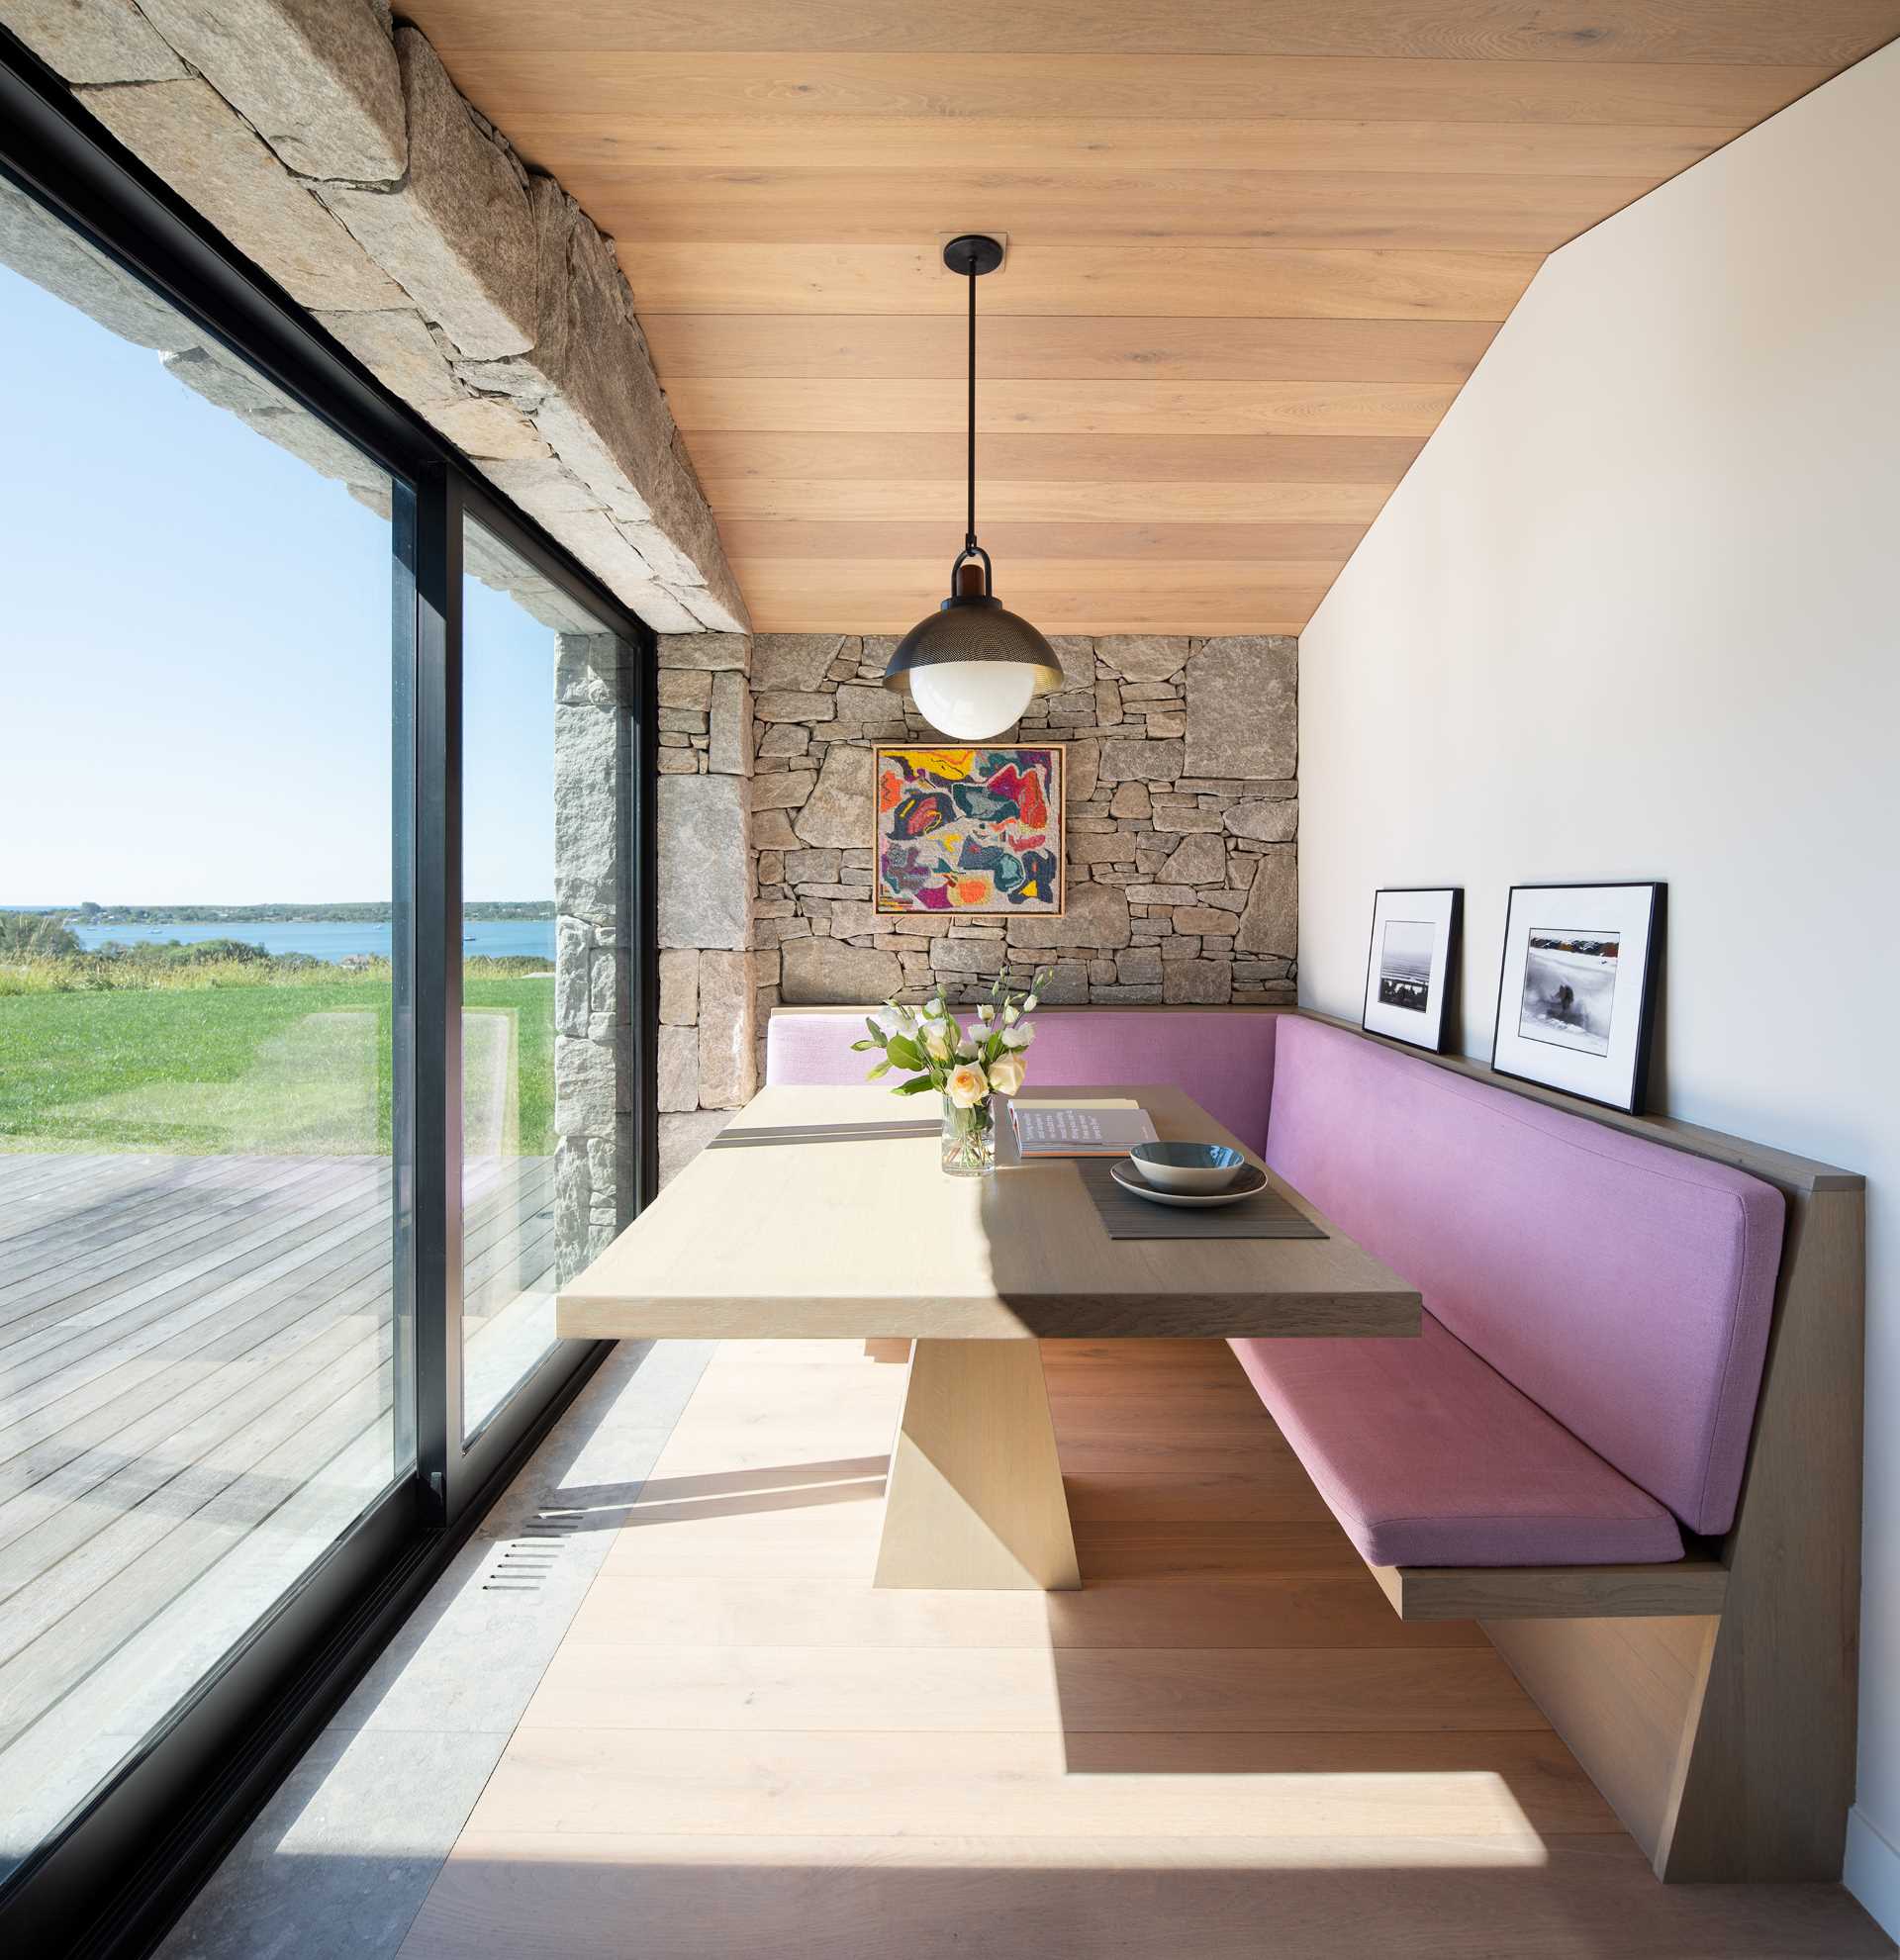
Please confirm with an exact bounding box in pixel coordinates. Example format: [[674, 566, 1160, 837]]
[[1009, 1098, 1159, 1158]]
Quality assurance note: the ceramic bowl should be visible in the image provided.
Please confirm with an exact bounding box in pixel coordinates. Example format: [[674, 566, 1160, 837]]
[[1127, 1140, 1247, 1193]]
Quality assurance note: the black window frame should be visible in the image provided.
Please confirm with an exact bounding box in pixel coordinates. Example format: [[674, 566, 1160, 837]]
[[0, 31, 659, 1958]]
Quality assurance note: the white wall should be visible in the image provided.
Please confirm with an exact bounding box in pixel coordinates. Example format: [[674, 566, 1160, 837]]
[[1297, 42, 1900, 1926]]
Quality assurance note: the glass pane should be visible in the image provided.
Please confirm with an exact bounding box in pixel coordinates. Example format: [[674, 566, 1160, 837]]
[[459, 515, 621, 1440], [0, 176, 411, 1876]]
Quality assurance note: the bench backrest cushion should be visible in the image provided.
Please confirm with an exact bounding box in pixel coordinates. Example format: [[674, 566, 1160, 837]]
[[766, 1007, 1279, 1155], [1264, 1016, 1784, 1537]]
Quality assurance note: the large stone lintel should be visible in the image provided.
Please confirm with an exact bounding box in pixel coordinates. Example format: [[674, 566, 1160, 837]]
[[78, 75, 406, 313], [136, 0, 406, 182], [0, 0, 185, 82], [7, 3, 746, 638], [319, 29, 536, 360]]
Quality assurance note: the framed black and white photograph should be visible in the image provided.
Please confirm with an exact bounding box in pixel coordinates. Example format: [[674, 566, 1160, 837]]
[[1491, 882, 1664, 1112], [1361, 887, 1462, 1053]]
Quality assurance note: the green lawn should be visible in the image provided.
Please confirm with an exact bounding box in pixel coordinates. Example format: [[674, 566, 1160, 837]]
[[0, 975, 555, 1156]]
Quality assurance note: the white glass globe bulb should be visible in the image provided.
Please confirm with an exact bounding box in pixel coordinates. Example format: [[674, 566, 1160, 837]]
[[908, 660, 1038, 742]]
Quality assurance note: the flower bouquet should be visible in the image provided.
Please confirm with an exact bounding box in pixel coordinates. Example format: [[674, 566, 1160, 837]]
[[852, 968, 1052, 1177]]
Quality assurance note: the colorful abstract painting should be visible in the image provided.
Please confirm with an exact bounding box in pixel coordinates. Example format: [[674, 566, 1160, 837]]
[[873, 745, 1065, 917]]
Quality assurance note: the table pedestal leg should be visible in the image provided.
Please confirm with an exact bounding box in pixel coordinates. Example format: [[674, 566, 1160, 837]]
[[874, 1339, 1082, 1591]]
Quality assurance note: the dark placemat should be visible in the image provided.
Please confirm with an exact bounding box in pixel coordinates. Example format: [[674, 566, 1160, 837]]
[[1077, 1157, 1327, 1240]]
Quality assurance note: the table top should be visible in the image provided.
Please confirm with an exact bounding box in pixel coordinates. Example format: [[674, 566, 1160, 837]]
[[556, 1082, 1421, 1342]]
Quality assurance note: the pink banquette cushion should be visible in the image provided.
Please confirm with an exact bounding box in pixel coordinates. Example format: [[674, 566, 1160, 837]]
[[1230, 1315, 1685, 1566], [1248, 1016, 1784, 1540], [765, 1006, 1279, 1156]]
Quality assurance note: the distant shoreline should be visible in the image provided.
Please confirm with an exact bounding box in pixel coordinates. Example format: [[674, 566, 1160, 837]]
[[63, 917, 559, 964], [8, 901, 555, 925]]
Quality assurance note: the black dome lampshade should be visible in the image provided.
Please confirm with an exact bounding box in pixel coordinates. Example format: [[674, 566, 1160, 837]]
[[882, 234, 1063, 740]]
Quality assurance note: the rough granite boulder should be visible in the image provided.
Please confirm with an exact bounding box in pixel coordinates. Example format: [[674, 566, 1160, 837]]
[[696, 950, 755, 1107], [1234, 845, 1297, 958], [1098, 738, 1186, 784], [137, 0, 407, 181], [752, 634, 851, 693], [82, 76, 406, 313], [658, 948, 699, 1026], [793, 743, 872, 849], [1006, 883, 1132, 952], [2, 0, 184, 82], [650, 633, 744, 675], [657, 1024, 699, 1114], [318, 30, 534, 358], [552, 704, 619, 919], [1097, 636, 1189, 683], [658, 774, 749, 951], [1159, 833, 1228, 887], [1163, 960, 1235, 1004], [1186, 636, 1297, 780], [1224, 798, 1300, 842], [781, 937, 903, 1004]]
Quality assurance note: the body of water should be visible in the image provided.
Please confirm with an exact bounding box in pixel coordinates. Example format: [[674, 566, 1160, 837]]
[[71, 919, 556, 962]]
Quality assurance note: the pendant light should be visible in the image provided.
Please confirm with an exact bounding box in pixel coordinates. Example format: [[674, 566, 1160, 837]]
[[882, 234, 1062, 739]]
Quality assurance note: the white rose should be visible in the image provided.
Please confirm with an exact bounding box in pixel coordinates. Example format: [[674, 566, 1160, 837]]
[[1001, 1022, 1034, 1049], [922, 1021, 953, 1060], [988, 1051, 1026, 1095], [945, 1062, 990, 1108], [977, 1004, 995, 1023], [1002, 1003, 1019, 1024], [1023, 992, 1039, 1012]]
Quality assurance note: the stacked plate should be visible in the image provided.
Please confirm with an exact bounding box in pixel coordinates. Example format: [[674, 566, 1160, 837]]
[[1110, 1141, 1268, 1210]]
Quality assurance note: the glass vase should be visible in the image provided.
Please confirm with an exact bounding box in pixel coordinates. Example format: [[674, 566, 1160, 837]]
[[940, 1097, 997, 1178]]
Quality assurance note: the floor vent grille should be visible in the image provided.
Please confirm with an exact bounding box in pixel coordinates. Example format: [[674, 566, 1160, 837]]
[[481, 1507, 581, 1591]]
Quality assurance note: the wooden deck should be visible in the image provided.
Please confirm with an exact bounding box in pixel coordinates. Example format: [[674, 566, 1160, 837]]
[[0, 1149, 556, 1874]]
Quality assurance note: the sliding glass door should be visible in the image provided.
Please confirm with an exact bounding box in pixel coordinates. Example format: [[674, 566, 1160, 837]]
[[458, 513, 633, 1444], [0, 56, 653, 1952], [0, 188, 415, 1886]]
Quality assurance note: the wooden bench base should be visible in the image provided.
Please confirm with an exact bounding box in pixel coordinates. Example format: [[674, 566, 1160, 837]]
[[1286, 1040, 1864, 1887], [1370, 1556, 1728, 1622], [1367, 1179, 1861, 1885]]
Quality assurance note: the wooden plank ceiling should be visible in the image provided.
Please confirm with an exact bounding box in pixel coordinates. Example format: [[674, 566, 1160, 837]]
[[405, 3, 1897, 635]]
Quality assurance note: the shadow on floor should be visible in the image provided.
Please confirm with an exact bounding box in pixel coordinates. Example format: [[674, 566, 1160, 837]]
[[612, 1459, 889, 1531], [393, 1844, 1896, 1960]]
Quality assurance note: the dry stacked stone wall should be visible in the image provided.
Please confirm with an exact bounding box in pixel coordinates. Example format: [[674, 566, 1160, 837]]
[[653, 634, 762, 1181], [742, 631, 1296, 1010], [651, 629, 1296, 1180]]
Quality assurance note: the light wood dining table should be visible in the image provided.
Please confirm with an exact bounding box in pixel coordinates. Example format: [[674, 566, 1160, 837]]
[[556, 1082, 1420, 1592]]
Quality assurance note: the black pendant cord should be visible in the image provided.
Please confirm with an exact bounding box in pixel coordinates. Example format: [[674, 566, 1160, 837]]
[[965, 259, 978, 554], [940, 234, 998, 600]]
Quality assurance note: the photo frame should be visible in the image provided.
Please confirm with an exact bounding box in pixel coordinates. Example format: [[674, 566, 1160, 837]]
[[873, 744, 1066, 918], [1361, 887, 1462, 1053], [1491, 882, 1664, 1113]]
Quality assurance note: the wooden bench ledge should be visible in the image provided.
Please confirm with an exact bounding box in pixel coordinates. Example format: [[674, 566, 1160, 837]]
[[1370, 1554, 1729, 1622]]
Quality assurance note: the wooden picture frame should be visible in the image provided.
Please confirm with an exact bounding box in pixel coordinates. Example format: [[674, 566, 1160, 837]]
[[1491, 881, 1665, 1114], [873, 744, 1066, 918]]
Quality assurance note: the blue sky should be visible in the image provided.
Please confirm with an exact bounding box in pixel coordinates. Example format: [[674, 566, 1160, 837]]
[[0, 259, 556, 906]]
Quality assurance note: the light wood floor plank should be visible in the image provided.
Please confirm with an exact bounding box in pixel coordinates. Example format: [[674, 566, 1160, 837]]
[[466, 1726, 1614, 1841], [396, 1335, 1889, 1959], [572, 1570, 1483, 1651], [399, 1830, 1892, 1960], [522, 1640, 1544, 1733]]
